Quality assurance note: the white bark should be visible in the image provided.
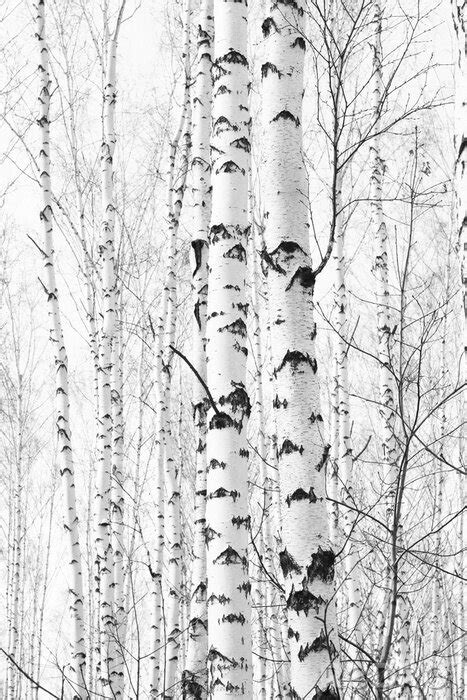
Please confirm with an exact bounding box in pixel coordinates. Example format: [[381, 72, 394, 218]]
[[204, 0, 252, 695], [35, 1, 86, 693], [94, 4, 125, 692], [183, 1, 213, 696], [260, 2, 339, 697]]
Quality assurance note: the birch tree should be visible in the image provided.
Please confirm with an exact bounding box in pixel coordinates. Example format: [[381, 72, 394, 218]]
[[183, 0, 213, 696], [204, 0, 252, 695], [34, 0, 86, 694], [260, 1, 339, 697]]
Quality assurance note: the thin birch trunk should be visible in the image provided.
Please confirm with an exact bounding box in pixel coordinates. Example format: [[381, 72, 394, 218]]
[[183, 1, 213, 696], [370, 0, 397, 659], [260, 2, 339, 696], [35, 1, 86, 693], [205, 0, 252, 695], [94, 3, 125, 691]]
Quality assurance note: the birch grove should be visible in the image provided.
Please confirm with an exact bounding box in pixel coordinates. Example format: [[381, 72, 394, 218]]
[[0, 1, 465, 699]]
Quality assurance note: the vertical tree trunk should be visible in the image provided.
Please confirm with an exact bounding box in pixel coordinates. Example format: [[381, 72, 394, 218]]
[[370, 1, 397, 667], [183, 1, 213, 697], [35, 1, 86, 693], [94, 3, 126, 692], [204, 0, 252, 695], [260, 2, 339, 697], [333, 180, 364, 694]]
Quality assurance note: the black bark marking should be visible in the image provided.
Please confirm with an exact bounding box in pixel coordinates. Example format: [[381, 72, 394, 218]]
[[210, 223, 231, 242], [222, 613, 246, 624], [205, 526, 220, 545], [182, 670, 206, 699], [261, 62, 281, 79], [237, 580, 251, 596], [219, 318, 247, 337], [308, 412, 323, 424], [218, 160, 244, 175], [316, 444, 330, 472], [210, 487, 240, 502], [213, 115, 238, 133], [213, 546, 247, 566], [192, 239, 207, 278], [208, 458, 226, 471], [292, 36, 306, 50], [287, 587, 325, 616], [285, 487, 317, 507], [209, 411, 234, 430], [219, 385, 250, 416], [288, 626, 300, 641], [310, 687, 340, 700], [207, 593, 230, 606], [306, 547, 335, 584], [272, 110, 300, 126], [219, 50, 248, 66], [276, 349, 317, 375], [273, 394, 288, 409], [279, 439, 304, 456], [261, 17, 277, 36], [223, 243, 246, 261], [231, 136, 251, 152], [279, 548, 301, 577], [286, 265, 315, 290], [231, 515, 250, 528]]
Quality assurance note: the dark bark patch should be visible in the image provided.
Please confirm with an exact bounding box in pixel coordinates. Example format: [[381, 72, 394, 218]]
[[278, 439, 304, 456], [210, 223, 231, 242], [292, 36, 306, 50], [286, 265, 315, 290], [205, 526, 220, 545], [219, 385, 251, 418], [288, 626, 300, 641], [316, 444, 330, 472], [209, 411, 234, 430], [222, 612, 246, 624], [207, 593, 230, 606], [273, 394, 288, 409], [285, 487, 317, 507], [279, 548, 301, 577], [261, 62, 281, 79], [218, 160, 244, 175], [219, 318, 247, 337], [287, 588, 325, 616], [213, 115, 238, 133], [182, 670, 206, 699], [272, 110, 300, 126], [223, 243, 246, 261], [231, 515, 250, 528], [191, 239, 207, 278], [261, 17, 277, 36], [210, 487, 240, 502], [237, 580, 251, 596], [220, 50, 248, 66], [231, 136, 251, 152], [208, 458, 226, 471], [311, 686, 340, 700], [276, 349, 317, 375], [213, 546, 247, 566], [308, 412, 323, 424], [306, 547, 335, 584]]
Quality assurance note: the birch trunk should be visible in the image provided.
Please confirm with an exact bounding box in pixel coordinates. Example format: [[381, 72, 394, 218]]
[[35, 1, 86, 693], [205, 0, 252, 695], [369, 1, 397, 659], [260, 2, 339, 697], [94, 4, 125, 692], [183, 1, 213, 696], [333, 184, 364, 694]]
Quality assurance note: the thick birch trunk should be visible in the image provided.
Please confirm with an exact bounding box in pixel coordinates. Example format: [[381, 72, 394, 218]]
[[204, 0, 252, 696], [183, 1, 213, 697], [35, 1, 86, 693], [260, 2, 339, 697]]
